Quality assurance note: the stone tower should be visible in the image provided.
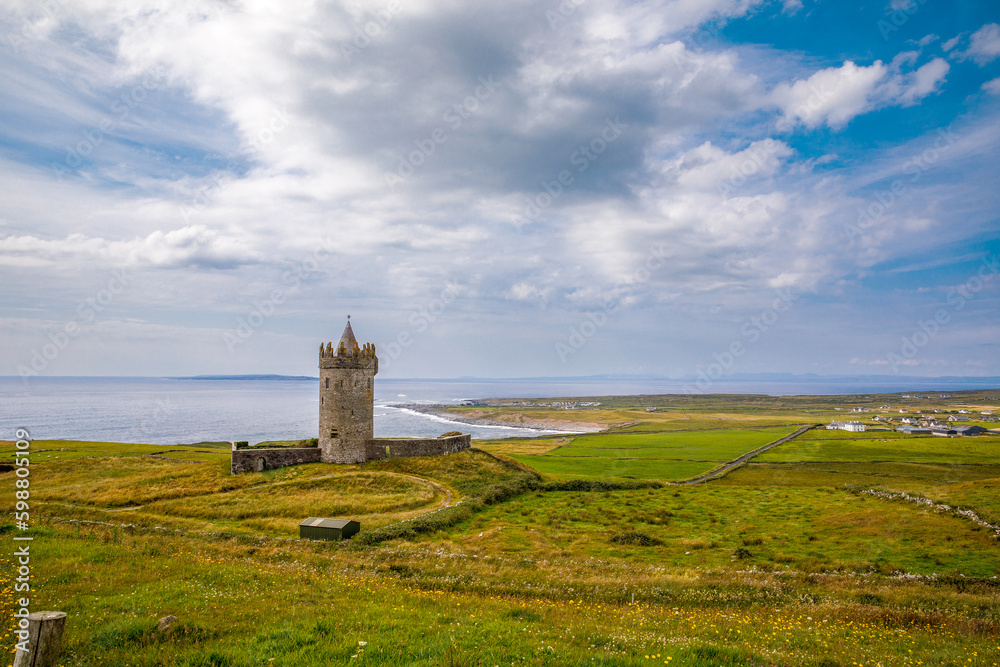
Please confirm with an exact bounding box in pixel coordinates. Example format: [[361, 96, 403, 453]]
[[318, 318, 378, 464]]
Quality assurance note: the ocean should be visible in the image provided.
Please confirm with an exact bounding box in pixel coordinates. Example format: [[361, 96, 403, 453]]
[[1, 375, 997, 445]]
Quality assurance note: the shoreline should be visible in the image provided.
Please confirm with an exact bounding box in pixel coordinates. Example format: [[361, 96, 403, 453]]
[[388, 404, 606, 434]]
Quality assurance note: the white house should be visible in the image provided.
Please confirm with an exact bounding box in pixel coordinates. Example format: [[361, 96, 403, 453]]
[[827, 421, 866, 432]]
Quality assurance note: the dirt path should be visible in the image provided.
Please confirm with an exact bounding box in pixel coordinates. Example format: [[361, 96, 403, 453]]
[[77, 469, 455, 517], [388, 473, 454, 519], [278, 470, 455, 515], [677, 424, 818, 485]]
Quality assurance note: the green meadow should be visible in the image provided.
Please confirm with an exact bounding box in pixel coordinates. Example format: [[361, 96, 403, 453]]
[[504, 454, 712, 481], [3, 389, 1000, 666], [757, 432, 1000, 464], [509, 425, 804, 481]]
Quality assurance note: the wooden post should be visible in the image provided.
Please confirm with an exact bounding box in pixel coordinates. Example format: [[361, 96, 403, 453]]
[[12, 611, 66, 667]]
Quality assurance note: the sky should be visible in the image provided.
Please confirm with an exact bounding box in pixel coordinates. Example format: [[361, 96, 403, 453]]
[[1, 0, 998, 380]]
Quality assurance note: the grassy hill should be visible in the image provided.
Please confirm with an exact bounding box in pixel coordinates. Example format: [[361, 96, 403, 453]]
[[2, 390, 999, 666]]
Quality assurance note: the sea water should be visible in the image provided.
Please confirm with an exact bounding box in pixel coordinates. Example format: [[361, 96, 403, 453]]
[[0, 375, 996, 445]]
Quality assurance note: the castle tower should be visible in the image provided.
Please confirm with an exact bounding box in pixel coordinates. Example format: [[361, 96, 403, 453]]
[[319, 318, 378, 463]]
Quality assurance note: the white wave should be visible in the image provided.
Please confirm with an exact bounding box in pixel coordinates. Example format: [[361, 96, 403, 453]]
[[382, 405, 575, 435]]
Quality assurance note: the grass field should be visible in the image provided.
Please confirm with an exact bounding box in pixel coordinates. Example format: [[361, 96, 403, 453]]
[[758, 433, 1000, 464], [505, 454, 713, 480], [3, 389, 1000, 666], [413, 484, 1000, 576], [507, 425, 805, 481]]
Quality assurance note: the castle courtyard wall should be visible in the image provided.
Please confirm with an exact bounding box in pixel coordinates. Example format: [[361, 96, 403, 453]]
[[364, 434, 471, 461], [231, 435, 469, 473], [231, 447, 321, 474]]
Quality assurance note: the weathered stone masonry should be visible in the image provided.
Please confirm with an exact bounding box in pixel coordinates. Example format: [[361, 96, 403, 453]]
[[365, 433, 471, 461], [231, 446, 320, 474], [232, 433, 471, 473], [319, 319, 378, 464]]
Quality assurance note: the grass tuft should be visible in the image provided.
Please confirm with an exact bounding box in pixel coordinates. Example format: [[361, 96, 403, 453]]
[[609, 530, 664, 546]]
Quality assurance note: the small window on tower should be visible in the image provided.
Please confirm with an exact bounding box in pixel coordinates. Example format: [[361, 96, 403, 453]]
[[330, 429, 339, 438], [325, 378, 329, 389]]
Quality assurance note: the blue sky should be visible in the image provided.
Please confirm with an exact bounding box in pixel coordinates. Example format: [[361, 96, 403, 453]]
[[1, 0, 998, 379]]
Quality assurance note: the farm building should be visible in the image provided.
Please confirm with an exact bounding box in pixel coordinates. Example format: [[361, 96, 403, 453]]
[[952, 425, 988, 436], [299, 517, 361, 541]]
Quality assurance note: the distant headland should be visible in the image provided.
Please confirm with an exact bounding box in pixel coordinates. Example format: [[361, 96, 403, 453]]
[[174, 374, 318, 381]]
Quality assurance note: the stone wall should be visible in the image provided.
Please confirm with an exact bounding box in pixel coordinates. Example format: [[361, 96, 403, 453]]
[[231, 435, 470, 473], [231, 447, 321, 474], [364, 434, 471, 461]]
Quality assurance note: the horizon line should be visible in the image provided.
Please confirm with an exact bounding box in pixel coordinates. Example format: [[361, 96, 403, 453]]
[[3, 373, 1000, 383]]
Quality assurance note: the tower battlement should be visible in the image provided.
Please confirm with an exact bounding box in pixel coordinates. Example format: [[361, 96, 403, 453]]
[[320, 340, 377, 358]]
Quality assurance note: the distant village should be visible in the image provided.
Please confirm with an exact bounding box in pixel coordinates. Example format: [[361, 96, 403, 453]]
[[461, 400, 603, 409], [461, 394, 999, 438], [827, 393, 998, 437]]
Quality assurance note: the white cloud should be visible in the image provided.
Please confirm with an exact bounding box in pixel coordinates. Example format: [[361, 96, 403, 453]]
[[0, 225, 260, 269], [772, 56, 949, 129], [983, 77, 1000, 95], [782, 0, 803, 15], [582, 0, 765, 47], [506, 282, 551, 305], [896, 58, 949, 106], [666, 138, 793, 191], [772, 61, 889, 129], [0, 0, 997, 376], [966, 23, 1000, 65]]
